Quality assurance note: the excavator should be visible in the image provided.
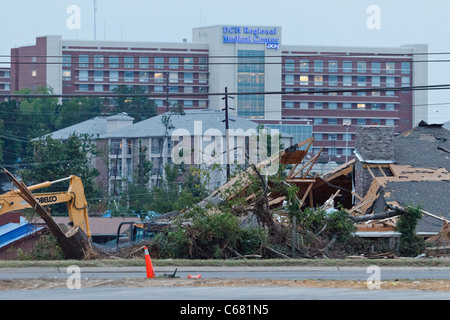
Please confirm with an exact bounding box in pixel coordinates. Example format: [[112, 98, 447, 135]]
[[0, 173, 92, 241]]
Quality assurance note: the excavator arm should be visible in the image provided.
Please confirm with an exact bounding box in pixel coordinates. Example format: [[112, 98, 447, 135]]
[[0, 175, 91, 238]]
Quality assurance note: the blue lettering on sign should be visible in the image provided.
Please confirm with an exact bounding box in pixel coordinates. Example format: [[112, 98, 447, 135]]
[[223, 26, 280, 50]]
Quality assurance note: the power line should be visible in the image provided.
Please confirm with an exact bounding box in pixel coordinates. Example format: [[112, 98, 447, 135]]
[[0, 83, 449, 99]]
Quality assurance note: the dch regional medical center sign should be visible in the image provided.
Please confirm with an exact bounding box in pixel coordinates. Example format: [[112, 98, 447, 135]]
[[223, 26, 280, 50]]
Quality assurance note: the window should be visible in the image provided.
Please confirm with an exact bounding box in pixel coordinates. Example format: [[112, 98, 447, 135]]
[[328, 102, 337, 109], [328, 61, 338, 72], [285, 101, 294, 109], [371, 103, 380, 110], [357, 61, 367, 73], [401, 62, 411, 74], [154, 86, 164, 93], [184, 57, 194, 69], [314, 60, 323, 72], [154, 57, 164, 69], [124, 71, 134, 82], [357, 118, 366, 125], [199, 57, 208, 70], [357, 76, 366, 86], [401, 76, 410, 87], [79, 70, 88, 81], [3, 71, 10, 78], [343, 118, 352, 125], [299, 60, 309, 72], [124, 57, 134, 68], [328, 118, 337, 125], [79, 84, 89, 92], [343, 103, 352, 109], [63, 55, 71, 67], [386, 62, 395, 73], [154, 72, 164, 82], [94, 84, 103, 92], [139, 71, 149, 82], [94, 55, 104, 68], [169, 57, 179, 69], [300, 102, 308, 109], [386, 77, 395, 87], [314, 102, 323, 109], [109, 85, 118, 92], [328, 75, 338, 86], [79, 55, 89, 67], [284, 59, 295, 71], [372, 76, 380, 87], [109, 71, 119, 82], [385, 104, 395, 111], [199, 73, 207, 83], [372, 62, 381, 73], [109, 56, 119, 68], [357, 103, 366, 109], [94, 70, 103, 82], [314, 133, 323, 140], [63, 70, 71, 81], [299, 75, 309, 85], [285, 74, 294, 85], [370, 119, 381, 125], [386, 119, 395, 126], [139, 57, 149, 68], [343, 76, 352, 86], [184, 100, 193, 108], [386, 91, 395, 96], [169, 72, 178, 83], [343, 61, 352, 73], [314, 75, 323, 86], [184, 72, 193, 83], [314, 118, 323, 125]]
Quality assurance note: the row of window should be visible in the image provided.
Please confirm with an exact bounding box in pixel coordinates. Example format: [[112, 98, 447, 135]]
[[308, 118, 395, 126], [77, 84, 208, 94], [283, 87, 403, 97], [284, 74, 410, 87], [66, 70, 208, 84], [283, 60, 411, 74], [284, 102, 397, 110], [63, 54, 208, 70]]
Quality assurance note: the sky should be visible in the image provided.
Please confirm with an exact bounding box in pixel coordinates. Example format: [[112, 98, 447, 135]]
[[1, 0, 450, 123]]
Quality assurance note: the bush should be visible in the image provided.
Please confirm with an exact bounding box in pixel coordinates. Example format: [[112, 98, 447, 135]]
[[396, 205, 425, 256], [155, 207, 268, 259]]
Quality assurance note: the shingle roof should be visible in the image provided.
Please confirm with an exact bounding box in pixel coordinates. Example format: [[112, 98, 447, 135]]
[[394, 121, 450, 170], [47, 116, 108, 140], [100, 109, 262, 139]]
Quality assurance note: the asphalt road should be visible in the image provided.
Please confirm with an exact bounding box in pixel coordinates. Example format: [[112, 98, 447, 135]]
[[1, 265, 450, 281], [1, 266, 450, 301]]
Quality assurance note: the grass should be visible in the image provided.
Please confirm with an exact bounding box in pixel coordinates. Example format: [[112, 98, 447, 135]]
[[1, 257, 450, 268]]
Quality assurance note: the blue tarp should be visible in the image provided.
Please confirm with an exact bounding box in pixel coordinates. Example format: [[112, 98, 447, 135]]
[[0, 217, 43, 248]]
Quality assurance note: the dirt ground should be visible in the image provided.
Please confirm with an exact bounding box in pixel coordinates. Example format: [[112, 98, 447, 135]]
[[1, 277, 450, 292]]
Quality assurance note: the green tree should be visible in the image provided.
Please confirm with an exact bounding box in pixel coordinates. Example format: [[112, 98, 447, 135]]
[[19, 133, 103, 213], [56, 97, 103, 130], [112, 85, 157, 122]]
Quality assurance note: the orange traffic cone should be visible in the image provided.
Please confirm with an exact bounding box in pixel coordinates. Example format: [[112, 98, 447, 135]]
[[188, 274, 201, 279], [144, 246, 155, 279]]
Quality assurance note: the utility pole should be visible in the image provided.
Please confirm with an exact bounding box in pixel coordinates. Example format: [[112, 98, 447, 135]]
[[93, 0, 98, 40], [222, 87, 234, 181]]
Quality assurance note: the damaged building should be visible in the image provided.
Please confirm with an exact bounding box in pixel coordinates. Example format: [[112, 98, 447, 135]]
[[348, 121, 450, 237]]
